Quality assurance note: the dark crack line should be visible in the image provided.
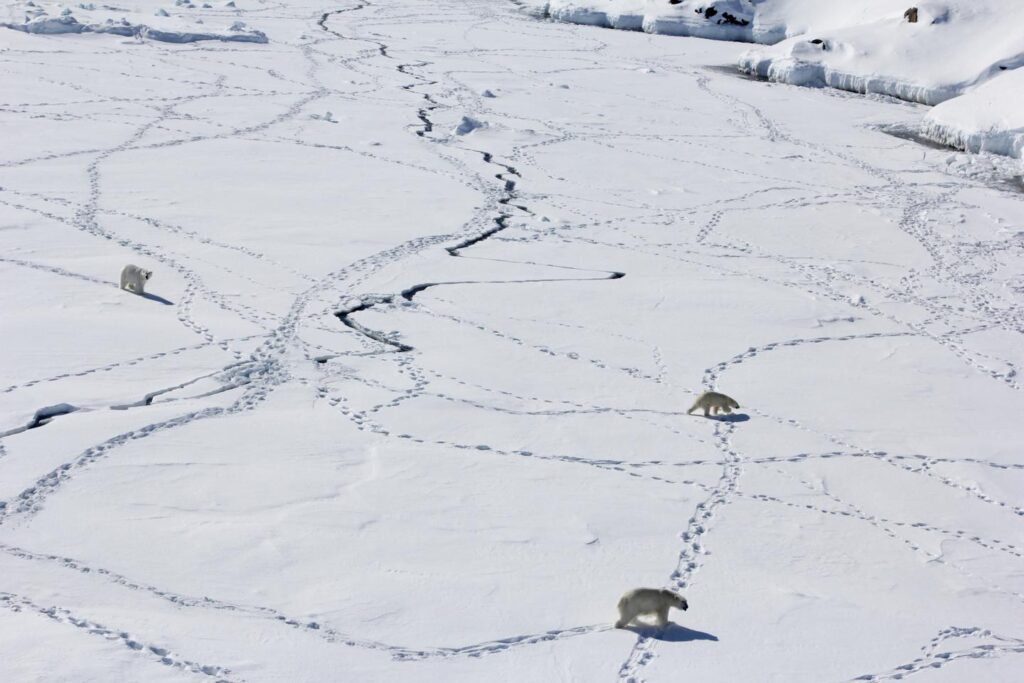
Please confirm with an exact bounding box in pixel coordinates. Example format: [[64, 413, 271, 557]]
[[400, 273, 624, 301], [335, 295, 413, 352], [319, 5, 624, 355]]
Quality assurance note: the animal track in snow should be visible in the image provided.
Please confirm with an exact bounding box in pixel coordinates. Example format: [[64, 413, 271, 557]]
[[0, 591, 236, 680]]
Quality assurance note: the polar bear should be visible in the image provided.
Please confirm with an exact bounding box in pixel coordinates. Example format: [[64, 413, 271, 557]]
[[120, 264, 152, 294], [687, 391, 739, 417], [615, 588, 688, 629]]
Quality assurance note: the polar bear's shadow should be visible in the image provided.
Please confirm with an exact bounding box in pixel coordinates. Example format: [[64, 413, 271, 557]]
[[139, 291, 174, 305], [696, 413, 749, 423], [624, 623, 719, 643]]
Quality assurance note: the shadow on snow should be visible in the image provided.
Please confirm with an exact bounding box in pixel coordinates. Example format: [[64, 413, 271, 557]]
[[139, 291, 174, 305], [624, 623, 719, 643]]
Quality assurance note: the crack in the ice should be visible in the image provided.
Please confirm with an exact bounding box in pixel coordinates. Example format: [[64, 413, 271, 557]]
[[318, 9, 625, 354]]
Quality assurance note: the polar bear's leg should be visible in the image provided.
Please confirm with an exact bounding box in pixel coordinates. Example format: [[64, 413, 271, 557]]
[[655, 606, 669, 628], [616, 603, 634, 629]]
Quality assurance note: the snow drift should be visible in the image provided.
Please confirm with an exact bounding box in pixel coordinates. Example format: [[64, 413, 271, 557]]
[[921, 67, 1024, 160], [737, 2, 1024, 105], [534, 0, 774, 41], [453, 116, 487, 135], [528, 0, 967, 44], [1, 3, 268, 43], [522, 0, 1024, 108]]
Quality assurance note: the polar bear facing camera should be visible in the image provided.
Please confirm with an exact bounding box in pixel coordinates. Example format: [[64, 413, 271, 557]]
[[615, 588, 688, 629], [687, 391, 739, 418], [120, 264, 152, 295]]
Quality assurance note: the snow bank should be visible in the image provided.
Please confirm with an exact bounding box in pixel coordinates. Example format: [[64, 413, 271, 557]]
[[530, 0, 928, 44], [1, 1, 268, 43], [0, 402, 78, 437], [538, 0, 768, 40], [738, 2, 1024, 105], [522, 0, 1024, 107], [16, 13, 85, 33], [29, 402, 78, 427], [138, 24, 267, 43], [921, 67, 1024, 160]]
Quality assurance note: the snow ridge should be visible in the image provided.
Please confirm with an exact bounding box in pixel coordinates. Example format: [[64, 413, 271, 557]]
[[736, 3, 1024, 105], [920, 67, 1024, 160], [2, 11, 268, 43]]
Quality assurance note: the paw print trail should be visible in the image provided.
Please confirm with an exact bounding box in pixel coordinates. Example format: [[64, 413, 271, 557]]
[[2, 0, 1023, 679], [846, 627, 1024, 682], [2, 535, 613, 666], [0, 592, 237, 681], [616, 419, 742, 682]]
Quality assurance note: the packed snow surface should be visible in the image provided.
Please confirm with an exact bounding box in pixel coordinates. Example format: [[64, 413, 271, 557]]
[[2, 0, 1024, 681], [922, 67, 1024, 160]]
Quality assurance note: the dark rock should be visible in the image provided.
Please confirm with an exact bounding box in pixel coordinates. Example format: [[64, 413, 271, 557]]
[[720, 11, 748, 26]]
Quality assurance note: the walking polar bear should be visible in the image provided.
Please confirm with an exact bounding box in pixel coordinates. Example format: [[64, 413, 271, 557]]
[[615, 588, 688, 629], [120, 264, 152, 295], [687, 391, 739, 418]]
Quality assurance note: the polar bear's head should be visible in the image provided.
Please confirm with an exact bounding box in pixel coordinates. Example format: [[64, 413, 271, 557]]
[[141, 269, 152, 281], [662, 590, 688, 611]]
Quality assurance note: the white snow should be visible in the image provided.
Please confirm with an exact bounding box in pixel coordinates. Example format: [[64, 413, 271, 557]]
[[737, 2, 1024, 104], [1, 0, 268, 42], [1, 0, 1023, 681], [19, 12, 82, 31], [531, 0, 946, 43], [922, 67, 1024, 160], [525, 0, 1024, 106], [535, 0, 762, 38]]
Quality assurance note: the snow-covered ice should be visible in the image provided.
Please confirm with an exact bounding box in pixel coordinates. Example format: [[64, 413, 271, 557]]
[[1, 0, 1023, 681]]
